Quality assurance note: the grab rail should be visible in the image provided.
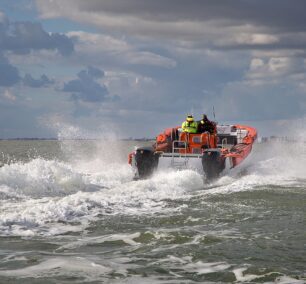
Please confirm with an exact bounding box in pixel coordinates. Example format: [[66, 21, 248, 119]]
[[171, 140, 188, 167], [222, 138, 227, 149], [201, 132, 211, 148], [172, 140, 187, 154]]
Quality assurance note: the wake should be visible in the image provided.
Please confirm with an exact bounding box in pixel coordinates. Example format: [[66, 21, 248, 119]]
[[0, 139, 305, 236]]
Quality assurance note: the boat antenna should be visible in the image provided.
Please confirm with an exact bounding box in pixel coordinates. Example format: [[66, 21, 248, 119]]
[[213, 106, 216, 120]]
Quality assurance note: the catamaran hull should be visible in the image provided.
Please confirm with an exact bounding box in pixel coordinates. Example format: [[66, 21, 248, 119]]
[[132, 148, 227, 180]]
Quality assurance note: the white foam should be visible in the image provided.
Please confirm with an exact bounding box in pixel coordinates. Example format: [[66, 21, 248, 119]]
[[0, 257, 112, 280], [1, 138, 306, 237], [233, 267, 265, 282], [0, 158, 87, 198], [57, 232, 141, 251], [185, 261, 231, 275], [199, 141, 306, 196], [268, 276, 306, 284], [232, 267, 300, 283], [0, 157, 204, 236], [152, 255, 231, 275]]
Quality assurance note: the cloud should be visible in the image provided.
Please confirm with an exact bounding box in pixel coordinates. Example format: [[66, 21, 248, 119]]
[[0, 21, 74, 56], [207, 80, 306, 123], [245, 56, 306, 84], [23, 74, 54, 88], [2, 89, 16, 101], [86, 65, 104, 78], [67, 31, 176, 68], [0, 11, 74, 88], [36, 1, 306, 47], [62, 66, 109, 102], [36, 0, 306, 30], [0, 1, 304, 138], [0, 53, 20, 86]]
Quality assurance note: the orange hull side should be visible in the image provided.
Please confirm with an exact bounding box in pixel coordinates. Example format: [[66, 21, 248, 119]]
[[226, 143, 253, 167], [225, 125, 257, 167], [235, 124, 257, 144]]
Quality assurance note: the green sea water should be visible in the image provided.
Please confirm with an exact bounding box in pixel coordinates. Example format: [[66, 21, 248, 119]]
[[0, 140, 305, 283]]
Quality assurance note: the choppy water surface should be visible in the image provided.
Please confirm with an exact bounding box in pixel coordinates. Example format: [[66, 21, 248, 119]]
[[0, 139, 305, 283]]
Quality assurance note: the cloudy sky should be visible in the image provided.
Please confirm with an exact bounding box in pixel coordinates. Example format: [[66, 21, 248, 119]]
[[0, 0, 306, 138]]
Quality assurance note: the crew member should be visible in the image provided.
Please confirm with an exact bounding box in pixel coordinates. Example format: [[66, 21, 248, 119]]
[[197, 114, 216, 134], [182, 115, 198, 133]]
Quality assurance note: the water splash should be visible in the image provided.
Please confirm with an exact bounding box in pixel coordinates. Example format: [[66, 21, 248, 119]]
[[1, 120, 306, 236]]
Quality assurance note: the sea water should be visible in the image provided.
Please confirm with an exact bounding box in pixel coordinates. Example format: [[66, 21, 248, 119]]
[[0, 139, 305, 283]]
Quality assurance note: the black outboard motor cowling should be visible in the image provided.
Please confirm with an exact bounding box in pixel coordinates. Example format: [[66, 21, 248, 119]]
[[134, 147, 159, 179], [202, 149, 225, 180]]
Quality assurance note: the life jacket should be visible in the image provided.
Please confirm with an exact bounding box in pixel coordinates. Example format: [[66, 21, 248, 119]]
[[182, 121, 198, 133]]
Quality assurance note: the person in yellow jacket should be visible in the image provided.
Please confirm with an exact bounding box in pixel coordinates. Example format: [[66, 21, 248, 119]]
[[182, 115, 198, 133]]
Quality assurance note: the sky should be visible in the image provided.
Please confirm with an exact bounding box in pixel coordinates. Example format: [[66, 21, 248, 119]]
[[0, 0, 306, 138]]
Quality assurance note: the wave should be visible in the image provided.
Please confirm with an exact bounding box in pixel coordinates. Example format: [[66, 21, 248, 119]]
[[0, 139, 305, 236], [0, 156, 204, 236]]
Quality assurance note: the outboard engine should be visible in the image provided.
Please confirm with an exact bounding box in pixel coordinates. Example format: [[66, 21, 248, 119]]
[[134, 147, 159, 179], [202, 149, 225, 180]]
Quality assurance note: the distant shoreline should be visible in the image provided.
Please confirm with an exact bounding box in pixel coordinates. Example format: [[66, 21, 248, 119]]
[[0, 138, 58, 141], [0, 138, 154, 141], [1, 137, 304, 143]]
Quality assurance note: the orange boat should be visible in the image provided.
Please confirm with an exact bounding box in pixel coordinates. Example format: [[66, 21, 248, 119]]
[[128, 123, 257, 180]]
